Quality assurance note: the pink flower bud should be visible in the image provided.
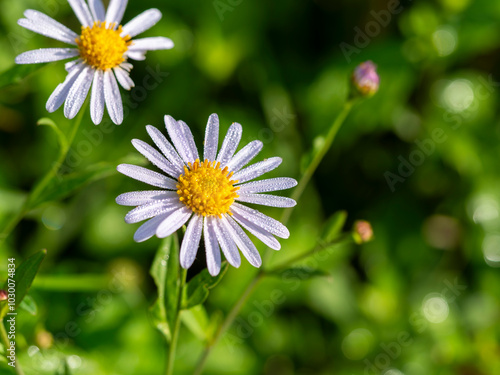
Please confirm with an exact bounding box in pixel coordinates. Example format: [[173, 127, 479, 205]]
[[0, 290, 7, 301], [353, 220, 374, 243], [352, 61, 380, 97]]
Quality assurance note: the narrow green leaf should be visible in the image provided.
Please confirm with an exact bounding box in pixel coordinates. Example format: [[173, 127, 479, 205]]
[[18, 294, 37, 315], [267, 267, 330, 281], [321, 210, 348, 242], [2, 250, 46, 312], [149, 235, 180, 342], [181, 305, 209, 341], [37, 118, 68, 152], [0, 64, 46, 89], [181, 262, 229, 310], [164, 235, 180, 336], [27, 162, 117, 209]]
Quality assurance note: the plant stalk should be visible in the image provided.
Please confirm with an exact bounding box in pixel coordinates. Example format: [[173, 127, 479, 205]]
[[0, 101, 89, 245], [165, 267, 187, 375]]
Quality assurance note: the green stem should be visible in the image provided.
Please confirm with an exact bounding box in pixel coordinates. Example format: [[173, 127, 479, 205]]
[[264, 234, 353, 273], [281, 100, 355, 226], [0, 319, 25, 375], [166, 267, 187, 375], [192, 99, 356, 375], [193, 273, 263, 375], [0, 101, 88, 245]]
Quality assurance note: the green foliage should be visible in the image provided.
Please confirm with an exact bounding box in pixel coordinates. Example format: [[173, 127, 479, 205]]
[[181, 262, 228, 310], [321, 210, 348, 242], [149, 235, 180, 342], [1, 250, 46, 316], [0, 64, 45, 89], [26, 163, 117, 210], [18, 294, 37, 315]]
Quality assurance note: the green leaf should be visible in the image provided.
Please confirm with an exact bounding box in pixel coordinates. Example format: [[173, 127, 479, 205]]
[[0, 63, 46, 89], [2, 250, 46, 314], [267, 267, 330, 281], [321, 210, 348, 242], [18, 294, 37, 315], [181, 305, 210, 341], [149, 235, 180, 342], [181, 262, 228, 310], [27, 162, 117, 209], [37, 118, 68, 153]]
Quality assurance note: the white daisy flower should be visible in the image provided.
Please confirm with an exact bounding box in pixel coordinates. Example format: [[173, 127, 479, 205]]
[[15, 0, 174, 125], [116, 114, 297, 276]]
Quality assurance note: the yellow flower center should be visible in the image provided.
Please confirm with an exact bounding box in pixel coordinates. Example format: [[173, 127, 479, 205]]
[[177, 159, 239, 217], [76, 22, 132, 71]]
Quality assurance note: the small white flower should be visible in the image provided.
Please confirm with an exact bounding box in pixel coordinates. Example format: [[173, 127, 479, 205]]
[[116, 114, 297, 276], [15, 0, 174, 125]]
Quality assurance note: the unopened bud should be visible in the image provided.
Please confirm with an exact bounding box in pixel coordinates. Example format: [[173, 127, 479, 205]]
[[353, 220, 373, 244], [352, 61, 379, 97], [0, 290, 7, 301]]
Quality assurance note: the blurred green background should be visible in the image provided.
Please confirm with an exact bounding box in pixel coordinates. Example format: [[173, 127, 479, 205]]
[[1, 0, 500, 374]]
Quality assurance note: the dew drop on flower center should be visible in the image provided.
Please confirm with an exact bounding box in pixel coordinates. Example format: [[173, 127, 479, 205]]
[[76, 21, 132, 71], [177, 159, 240, 217]]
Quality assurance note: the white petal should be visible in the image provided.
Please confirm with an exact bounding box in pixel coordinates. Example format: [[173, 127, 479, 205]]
[[126, 51, 146, 61], [213, 218, 241, 268], [46, 62, 85, 112], [105, 0, 128, 27], [178, 120, 199, 162], [90, 69, 104, 125], [156, 206, 192, 238], [68, 0, 93, 26], [131, 139, 179, 178], [231, 203, 289, 239], [121, 9, 162, 38], [146, 125, 185, 175], [103, 70, 123, 125], [232, 213, 281, 250], [64, 65, 93, 119], [65, 59, 82, 72], [128, 37, 174, 51], [204, 217, 222, 276], [88, 0, 105, 21], [15, 48, 79, 64], [120, 62, 133, 72], [125, 200, 182, 224], [216, 123, 242, 167], [237, 177, 297, 194], [164, 115, 197, 164], [116, 190, 178, 206], [233, 157, 282, 184], [117, 164, 178, 189], [113, 67, 135, 90], [180, 214, 203, 269], [236, 193, 296, 208], [221, 215, 262, 267], [226, 140, 262, 173], [134, 212, 169, 242], [204, 113, 219, 161], [19, 11, 78, 45]]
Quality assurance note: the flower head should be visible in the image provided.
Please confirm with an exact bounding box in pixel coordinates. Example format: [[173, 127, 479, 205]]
[[116, 114, 297, 276], [352, 61, 379, 97], [15, 0, 174, 125], [0, 290, 7, 302]]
